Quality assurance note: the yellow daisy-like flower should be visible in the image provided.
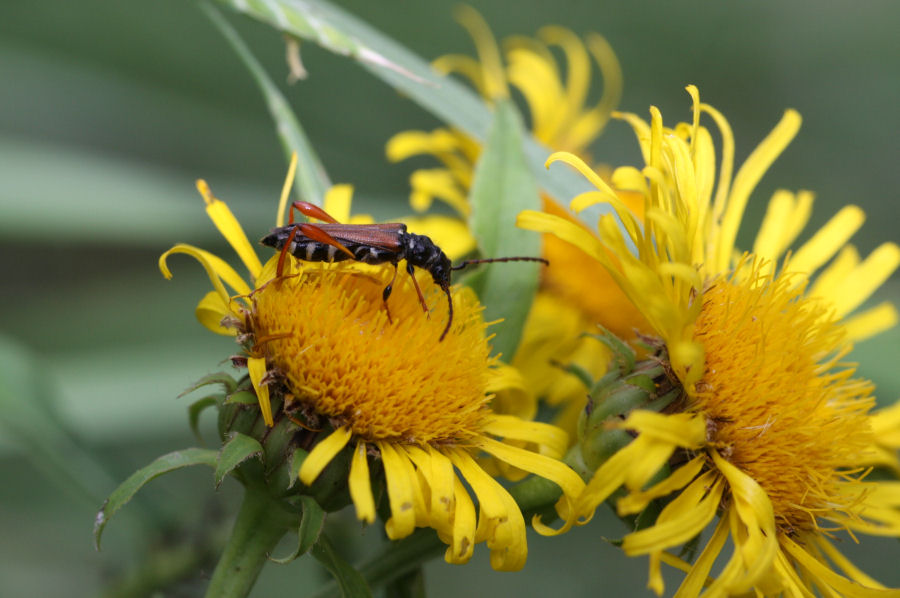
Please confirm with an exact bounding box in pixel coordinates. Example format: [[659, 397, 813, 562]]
[[159, 156, 584, 571], [386, 7, 648, 427], [519, 86, 900, 595]]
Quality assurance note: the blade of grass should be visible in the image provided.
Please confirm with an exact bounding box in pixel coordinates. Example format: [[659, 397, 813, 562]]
[[202, 1, 332, 207], [214, 0, 596, 205]]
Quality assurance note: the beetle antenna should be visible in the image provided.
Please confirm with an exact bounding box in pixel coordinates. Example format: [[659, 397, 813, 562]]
[[439, 284, 453, 342], [450, 256, 549, 271]]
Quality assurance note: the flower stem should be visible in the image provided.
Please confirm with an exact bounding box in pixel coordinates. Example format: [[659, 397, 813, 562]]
[[309, 529, 445, 598], [205, 488, 295, 598]]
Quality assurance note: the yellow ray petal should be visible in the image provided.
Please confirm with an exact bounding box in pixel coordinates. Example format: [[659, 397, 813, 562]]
[[159, 243, 251, 304], [196, 180, 262, 279], [452, 5, 508, 99], [432, 54, 487, 97], [622, 473, 723, 555], [781, 534, 896, 597], [246, 356, 273, 427], [444, 476, 476, 564], [617, 456, 705, 516], [195, 290, 236, 336], [349, 441, 376, 524], [380, 442, 418, 540], [788, 205, 865, 275], [385, 129, 460, 162], [480, 414, 569, 458], [322, 184, 354, 224], [299, 426, 352, 484], [275, 153, 298, 227], [826, 243, 900, 319], [714, 109, 802, 273], [842, 302, 899, 342]]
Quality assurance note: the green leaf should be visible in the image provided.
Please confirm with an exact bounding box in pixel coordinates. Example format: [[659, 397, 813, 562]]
[[269, 495, 326, 564], [188, 395, 219, 441], [466, 99, 541, 361], [94, 447, 218, 549], [214, 0, 596, 204], [202, 2, 332, 207], [215, 432, 264, 487], [311, 534, 372, 598]]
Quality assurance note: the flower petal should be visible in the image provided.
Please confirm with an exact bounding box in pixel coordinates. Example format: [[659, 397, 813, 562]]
[[349, 441, 376, 524], [159, 243, 251, 303], [298, 425, 352, 484], [196, 180, 262, 280], [195, 290, 236, 336], [247, 356, 273, 427], [380, 442, 419, 540]]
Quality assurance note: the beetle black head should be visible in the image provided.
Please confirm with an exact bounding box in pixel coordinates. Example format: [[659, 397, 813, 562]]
[[428, 254, 453, 289]]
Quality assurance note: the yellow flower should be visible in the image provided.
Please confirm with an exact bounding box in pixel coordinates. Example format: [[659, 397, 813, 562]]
[[386, 7, 648, 426], [519, 86, 900, 595], [159, 156, 584, 571]]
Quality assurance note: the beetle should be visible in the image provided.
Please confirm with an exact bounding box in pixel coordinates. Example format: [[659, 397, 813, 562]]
[[260, 201, 547, 341]]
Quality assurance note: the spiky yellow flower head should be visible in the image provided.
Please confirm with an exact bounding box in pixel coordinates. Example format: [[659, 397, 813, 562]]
[[159, 156, 584, 571], [519, 86, 900, 595], [386, 7, 648, 428]]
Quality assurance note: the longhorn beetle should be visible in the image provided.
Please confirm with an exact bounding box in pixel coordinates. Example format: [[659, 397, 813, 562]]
[[260, 201, 548, 341]]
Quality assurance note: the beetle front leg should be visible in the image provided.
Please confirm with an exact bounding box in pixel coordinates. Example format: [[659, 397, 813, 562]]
[[406, 263, 429, 316], [381, 263, 399, 325]]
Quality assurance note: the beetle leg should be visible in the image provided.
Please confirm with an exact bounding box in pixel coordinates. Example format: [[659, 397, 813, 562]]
[[406, 263, 429, 315], [276, 225, 301, 278], [297, 223, 355, 259], [290, 200, 340, 224], [381, 263, 398, 325]]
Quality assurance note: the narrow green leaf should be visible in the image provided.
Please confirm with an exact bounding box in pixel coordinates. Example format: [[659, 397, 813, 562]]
[[269, 495, 326, 563], [214, 0, 596, 204], [466, 99, 541, 361], [215, 432, 264, 487], [94, 447, 218, 549], [311, 534, 372, 598], [188, 395, 220, 441], [202, 1, 332, 207]]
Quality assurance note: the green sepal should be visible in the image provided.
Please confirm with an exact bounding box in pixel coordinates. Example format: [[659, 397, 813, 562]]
[[287, 447, 310, 491], [225, 389, 260, 406], [553, 360, 595, 392], [188, 395, 219, 442], [269, 495, 326, 564], [94, 447, 218, 549], [178, 372, 237, 398], [467, 98, 542, 361], [215, 432, 264, 488], [583, 326, 636, 376], [311, 533, 372, 598]]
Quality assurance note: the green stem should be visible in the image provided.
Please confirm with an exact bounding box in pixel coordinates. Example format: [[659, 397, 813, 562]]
[[309, 529, 444, 598], [205, 488, 295, 598]]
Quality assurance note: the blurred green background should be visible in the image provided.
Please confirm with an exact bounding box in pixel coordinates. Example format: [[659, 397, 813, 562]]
[[1, 0, 897, 596]]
